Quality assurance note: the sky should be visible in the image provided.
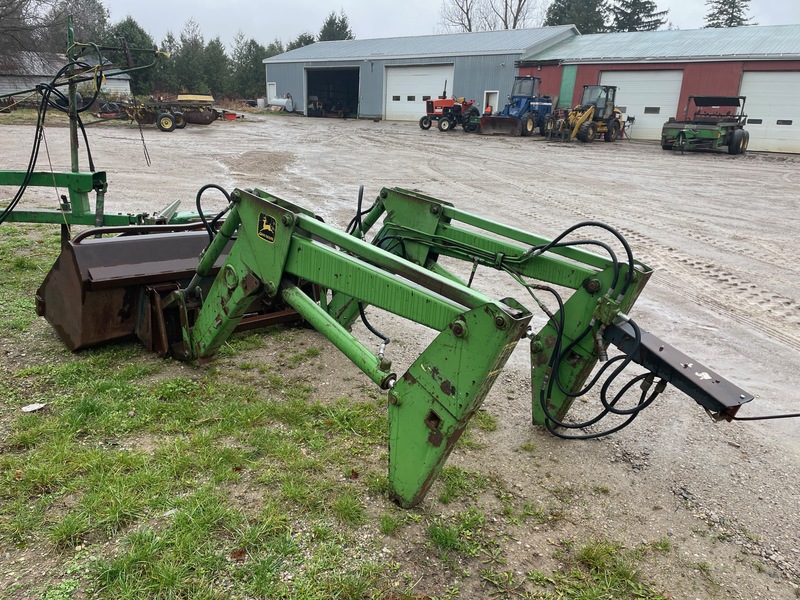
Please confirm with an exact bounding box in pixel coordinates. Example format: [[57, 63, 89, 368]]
[[100, 0, 800, 50]]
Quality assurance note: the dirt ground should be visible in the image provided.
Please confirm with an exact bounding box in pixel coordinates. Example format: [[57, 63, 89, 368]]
[[2, 115, 799, 599]]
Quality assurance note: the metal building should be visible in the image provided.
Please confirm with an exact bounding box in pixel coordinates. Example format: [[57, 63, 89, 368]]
[[263, 26, 577, 121], [517, 25, 800, 152]]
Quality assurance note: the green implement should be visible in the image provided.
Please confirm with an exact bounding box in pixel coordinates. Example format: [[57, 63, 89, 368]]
[[661, 96, 750, 155], [32, 185, 753, 507]]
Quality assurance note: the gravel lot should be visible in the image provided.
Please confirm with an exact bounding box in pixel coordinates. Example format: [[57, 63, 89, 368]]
[[2, 115, 799, 598]]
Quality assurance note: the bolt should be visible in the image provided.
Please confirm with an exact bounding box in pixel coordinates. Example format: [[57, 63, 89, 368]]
[[451, 320, 467, 338], [263, 281, 277, 297], [281, 214, 294, 226], [380, 189, 388, 199], [429, 204, 440, 215], [231, 189, 241, 201], [584, 278, 601, 293], [388, 391, 400, 405], [494, 315, 508, 329]]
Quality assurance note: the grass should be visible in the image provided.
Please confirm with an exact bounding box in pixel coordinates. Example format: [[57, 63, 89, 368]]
[[0, 225, 692, 598]]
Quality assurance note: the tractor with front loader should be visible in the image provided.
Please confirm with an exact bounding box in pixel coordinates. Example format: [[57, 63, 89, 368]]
[[478, 76, 553, 136], [661, 95, 749, 154], [2, 24, 761, 509], [546, 85, 623, 143]]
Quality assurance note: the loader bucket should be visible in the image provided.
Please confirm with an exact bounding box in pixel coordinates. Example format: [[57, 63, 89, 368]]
[[35, 225, 306, 353], [479, 116, 521, 136], [35, 227, 216, 351]]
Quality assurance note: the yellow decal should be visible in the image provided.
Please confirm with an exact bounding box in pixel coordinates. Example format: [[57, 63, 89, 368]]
[[258, 213, 277, 243]]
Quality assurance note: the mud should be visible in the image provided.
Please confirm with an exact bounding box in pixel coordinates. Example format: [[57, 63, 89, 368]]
[[2, 116, 799, 598]]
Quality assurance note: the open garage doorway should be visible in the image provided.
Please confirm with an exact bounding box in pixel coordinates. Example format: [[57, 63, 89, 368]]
[[305, 68, 360, 118]]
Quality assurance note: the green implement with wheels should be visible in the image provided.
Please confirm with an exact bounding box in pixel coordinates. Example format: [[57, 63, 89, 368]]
[[661, 96, 749, 154], [28, 185, 754, 507]]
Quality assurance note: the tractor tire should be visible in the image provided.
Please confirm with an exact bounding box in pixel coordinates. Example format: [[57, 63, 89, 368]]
[[539, 121, 547, 136], [728, 128, 745, 155], [462, 107, 480, 132], [520, 112, 535, 137], [604, 119, 620, 142], [438, 117, 453, 132], [741, 130, 750, 154], [419, 116, 432, 130], [173, 111, 187, 129], [577, 121, 597, 142], [661, 136, 672, 150], [156, 112, 176, 132], [544, 116, 556, 139]]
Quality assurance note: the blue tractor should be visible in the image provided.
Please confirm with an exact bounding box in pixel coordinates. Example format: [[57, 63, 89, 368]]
[[478, 76, 553, 136]]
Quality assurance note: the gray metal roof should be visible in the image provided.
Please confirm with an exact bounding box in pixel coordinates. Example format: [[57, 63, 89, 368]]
[[521, 24, 800, 64], [264, 25, 577, 63]]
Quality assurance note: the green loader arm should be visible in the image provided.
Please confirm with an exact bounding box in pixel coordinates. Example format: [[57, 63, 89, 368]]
[[161, 188, 532, 507]]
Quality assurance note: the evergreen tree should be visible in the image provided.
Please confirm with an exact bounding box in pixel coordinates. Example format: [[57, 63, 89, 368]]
[[103, 17, 156, 95], [544, 0, 608, 34], [174, 19, 209, 94], [153, 31, 178, 94], [610, 0, 668, 31], [704, 0, 755, 28], [203, 36, 231, 98], [287, 32, 315, 51], [231, 31, 270, 99], [318, 10, 355, 41]]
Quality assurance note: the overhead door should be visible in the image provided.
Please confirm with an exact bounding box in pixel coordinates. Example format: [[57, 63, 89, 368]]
[[385, 65, 454, 121], [600, 70, 683, 140], [740, 71, 800, 153]]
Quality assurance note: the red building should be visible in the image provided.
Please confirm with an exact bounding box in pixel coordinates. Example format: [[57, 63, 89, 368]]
[[517, 25, 800, 152]]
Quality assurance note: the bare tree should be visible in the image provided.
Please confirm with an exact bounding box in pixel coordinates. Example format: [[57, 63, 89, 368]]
[[440, 0, 479, 32], [0, 0, 53, 52], [439, 0, 545, 32]]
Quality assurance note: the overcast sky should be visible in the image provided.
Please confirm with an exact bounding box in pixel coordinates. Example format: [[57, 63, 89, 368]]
[[100, 0, 800, 50]]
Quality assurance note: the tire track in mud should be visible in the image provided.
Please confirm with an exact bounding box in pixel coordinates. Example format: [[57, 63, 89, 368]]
[[619, 228, 800, 352], [409, 139, 800, 352]]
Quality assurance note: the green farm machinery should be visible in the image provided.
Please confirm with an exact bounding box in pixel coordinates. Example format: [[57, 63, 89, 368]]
[[661, 96, 749, 154], [1, 23, 757, 508]]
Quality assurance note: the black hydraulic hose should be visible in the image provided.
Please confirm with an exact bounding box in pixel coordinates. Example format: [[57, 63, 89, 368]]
[[195, 184, 232, 243], [523, 221, 636, 295]]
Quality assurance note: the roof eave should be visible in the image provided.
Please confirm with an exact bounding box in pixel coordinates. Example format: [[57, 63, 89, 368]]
[[550, 53, 800, 64], [264, 49, 526, 64]]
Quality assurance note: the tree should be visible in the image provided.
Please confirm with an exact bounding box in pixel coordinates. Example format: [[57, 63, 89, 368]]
[[286, 32, 315, 51], [318, 10, 354, 41], [103, 16, 156, 95], [704, 0, 755, 28], [439, 0, 544, 32], [174, 19, 208, 94], [203, 36, 231, 98], [0, 0, 53, 52], [544, 0, 608, 33], [609, 0, 668, 31], [41, 0, 111, 51], [231, 32, 269, 98], [153, 31, 178, 94]]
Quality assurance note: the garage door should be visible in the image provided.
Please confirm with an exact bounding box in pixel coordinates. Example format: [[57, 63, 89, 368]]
[[600, 70, 683, 140], [740, 72, 800, 153], [385, 65, 454, 121]]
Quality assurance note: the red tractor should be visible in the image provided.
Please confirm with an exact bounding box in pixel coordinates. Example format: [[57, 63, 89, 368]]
[[418, 81, 480, 132]]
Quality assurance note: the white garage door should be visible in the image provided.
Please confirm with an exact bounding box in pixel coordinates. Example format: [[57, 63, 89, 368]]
[[740, 72, 800, 153], [385, 65, 454, 121], [600, 70, 684, 140]]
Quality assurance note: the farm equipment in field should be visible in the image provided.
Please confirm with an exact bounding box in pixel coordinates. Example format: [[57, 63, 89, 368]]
[[99, 94, 219, 132], [661, 96, 749, 155], [1, 23, 756, 509], [24, 184, 753, 507], [546, 85, 623, 143], [418, 80, 480, 132], [478, 76, 553, 136]]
